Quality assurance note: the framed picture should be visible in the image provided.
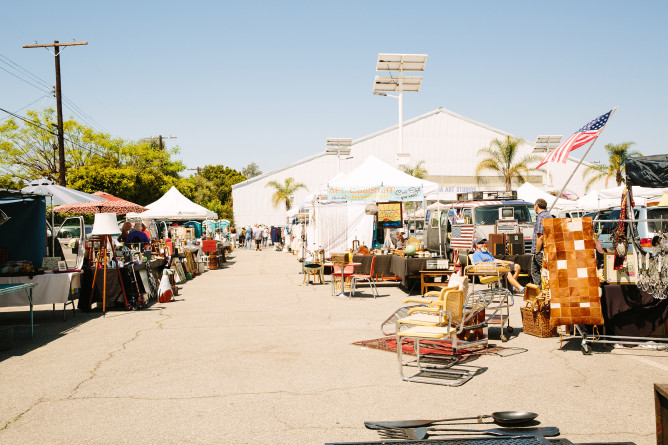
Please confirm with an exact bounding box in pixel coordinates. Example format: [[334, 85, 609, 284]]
[[137, 269, 154, 299], [377, 202, 402, 228], [603, 252, 637, 285], [41, 257, 60, 271], [171, 262, 186, 283]]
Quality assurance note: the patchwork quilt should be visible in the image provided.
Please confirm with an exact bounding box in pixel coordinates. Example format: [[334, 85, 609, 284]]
[[543, 217, 604, 327]]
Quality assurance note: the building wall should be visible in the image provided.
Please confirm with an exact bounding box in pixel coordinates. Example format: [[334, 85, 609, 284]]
[[232, 153, 354, 227], [232, 107, 607, 226]]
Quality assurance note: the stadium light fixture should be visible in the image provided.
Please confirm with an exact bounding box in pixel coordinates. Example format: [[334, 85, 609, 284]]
[[372, 53, 427, 167]]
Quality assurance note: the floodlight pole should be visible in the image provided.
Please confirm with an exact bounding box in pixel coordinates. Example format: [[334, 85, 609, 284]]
[[398, 73, 404, 154]]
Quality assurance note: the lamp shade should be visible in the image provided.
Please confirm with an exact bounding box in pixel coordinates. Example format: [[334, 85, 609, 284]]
[[91, 213, 119, 235]]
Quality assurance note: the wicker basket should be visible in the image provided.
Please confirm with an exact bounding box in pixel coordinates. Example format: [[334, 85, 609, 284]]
[[521, 306, 558, 338]]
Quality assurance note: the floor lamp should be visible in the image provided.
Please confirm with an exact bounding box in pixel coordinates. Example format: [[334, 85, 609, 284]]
[[89, 213, 128, 313]]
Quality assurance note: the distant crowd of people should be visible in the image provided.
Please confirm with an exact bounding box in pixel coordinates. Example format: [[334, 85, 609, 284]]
[[231, 224, 273, 251]]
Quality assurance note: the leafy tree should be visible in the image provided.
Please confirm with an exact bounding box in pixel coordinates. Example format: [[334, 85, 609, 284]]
[[475, 136, 541, 191], [176, 165, 247, 223], [403, 160, 427, 179], [403, 161, 427, 211], [0, 176, 24, 190], [265, 177, 307, 211], [582, 142, 642, 192], [200, 165, 247, 205], [67, 140, 185, 205], [242, 162, 262, 178], [0, 108, 109, 184]]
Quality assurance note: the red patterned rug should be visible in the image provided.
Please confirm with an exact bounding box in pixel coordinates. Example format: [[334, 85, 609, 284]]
[[352, 336, 505, 359]]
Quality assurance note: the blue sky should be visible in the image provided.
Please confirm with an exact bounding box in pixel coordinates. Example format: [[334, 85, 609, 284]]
[[1, 1, 666, 176]]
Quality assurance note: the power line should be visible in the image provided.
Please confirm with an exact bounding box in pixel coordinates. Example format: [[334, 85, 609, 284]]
[[0, 106, 96, 153], [0, 63, 51, 94], [0, 49, 106, 134], [0, 95, 50, 122], [61, 94, 105, 130], [0, 51, 52, 89]]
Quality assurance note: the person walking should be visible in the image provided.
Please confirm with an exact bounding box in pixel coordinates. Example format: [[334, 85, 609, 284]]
[[239, 227, 246, 248], [531, 198, 553, 286], [263, 225, 269, 248], [245, 225, 253, 250], [253, 224, 263, 251]]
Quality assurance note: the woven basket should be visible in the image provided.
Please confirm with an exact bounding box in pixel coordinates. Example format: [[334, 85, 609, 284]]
[[521, 306, 558, 338]]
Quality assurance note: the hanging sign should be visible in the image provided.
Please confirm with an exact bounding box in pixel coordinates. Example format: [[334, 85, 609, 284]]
[[327, 185, 423, 202]]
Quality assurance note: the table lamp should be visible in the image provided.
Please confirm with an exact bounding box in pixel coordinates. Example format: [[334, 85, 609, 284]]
[[89, 213, 128, 314]]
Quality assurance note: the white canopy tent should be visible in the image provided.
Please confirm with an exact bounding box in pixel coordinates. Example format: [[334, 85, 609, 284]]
[[576, 185, 668, 211], [126, 186, 217, 220], [306, 156, 437, 255], [327, 155, 439, 196]]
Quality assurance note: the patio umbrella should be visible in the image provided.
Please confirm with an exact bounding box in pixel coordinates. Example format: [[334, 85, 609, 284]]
[[22, 178, 110, 254], [21, 178, 108, 206], [53, 191, 148, 215]]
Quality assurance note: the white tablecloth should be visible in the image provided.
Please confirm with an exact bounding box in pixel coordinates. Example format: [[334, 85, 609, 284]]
[[0, 272, 82, 307]]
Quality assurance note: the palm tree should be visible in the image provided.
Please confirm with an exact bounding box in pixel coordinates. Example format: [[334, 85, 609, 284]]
[[475, 135, 541, 191], [403, 161, 427, 212], [582, 142, 642, 192], [403, 160, 427, 179], [265, 177, 307, 211]]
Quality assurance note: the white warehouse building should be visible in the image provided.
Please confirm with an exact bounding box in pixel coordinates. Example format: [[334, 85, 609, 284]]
[[232, 107, 605, 227]]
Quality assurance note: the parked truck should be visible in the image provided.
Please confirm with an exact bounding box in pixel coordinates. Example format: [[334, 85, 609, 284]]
[[423, 191, 535, 260]]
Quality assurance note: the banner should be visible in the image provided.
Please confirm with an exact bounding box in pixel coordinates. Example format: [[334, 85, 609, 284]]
[[326, 185, 423, 202]]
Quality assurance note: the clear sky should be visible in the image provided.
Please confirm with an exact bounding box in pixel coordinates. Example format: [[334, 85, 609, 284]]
[[1, 1, 666, 176]]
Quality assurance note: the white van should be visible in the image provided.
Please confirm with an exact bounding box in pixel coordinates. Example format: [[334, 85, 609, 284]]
[[594, 205, 668, 251], [424, 193, 534, 259]]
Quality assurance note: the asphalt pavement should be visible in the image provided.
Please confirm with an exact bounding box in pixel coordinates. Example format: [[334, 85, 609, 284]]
[[0, 247, 666, 444]]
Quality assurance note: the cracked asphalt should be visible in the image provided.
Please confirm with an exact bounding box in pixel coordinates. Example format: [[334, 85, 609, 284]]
[[0, 247, 666, 444]]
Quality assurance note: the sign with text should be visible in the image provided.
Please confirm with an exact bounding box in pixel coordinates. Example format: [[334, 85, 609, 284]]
[[327, 185, 423, 202]]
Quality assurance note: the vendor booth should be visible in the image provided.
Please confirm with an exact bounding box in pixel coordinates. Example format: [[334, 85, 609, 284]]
[[0, 190, 83, 336], [306, 155, 438, 256], [522, 155, 668, 353], [300, 156, 441, 294]]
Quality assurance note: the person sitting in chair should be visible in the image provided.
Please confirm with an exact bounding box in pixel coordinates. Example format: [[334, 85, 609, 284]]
[[472, 237, 524, 294]]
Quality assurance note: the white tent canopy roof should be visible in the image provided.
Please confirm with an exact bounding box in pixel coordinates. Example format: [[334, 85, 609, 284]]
[[576, 185, 668, 210], [517, 183, 577, 211], [327, 155, 439, 196], [126, 186, 217, 220]]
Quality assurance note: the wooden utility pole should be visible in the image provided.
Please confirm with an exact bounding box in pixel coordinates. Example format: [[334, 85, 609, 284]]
[[158, 135, 177, 150], [23, 40, 87, 185]]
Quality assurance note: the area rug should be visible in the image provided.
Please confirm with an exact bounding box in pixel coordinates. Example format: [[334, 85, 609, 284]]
[[353, 336, 505, 359]]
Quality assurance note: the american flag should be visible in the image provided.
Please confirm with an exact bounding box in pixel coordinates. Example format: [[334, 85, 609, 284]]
[[450, 224, 475, 251], [536, 110, 613, 168]]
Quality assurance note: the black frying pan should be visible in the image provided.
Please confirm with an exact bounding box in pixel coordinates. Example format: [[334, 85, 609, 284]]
[[365, 411, 538, 429]]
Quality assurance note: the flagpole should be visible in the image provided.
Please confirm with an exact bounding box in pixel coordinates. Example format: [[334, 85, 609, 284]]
[[548, 106, 618, 213]]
